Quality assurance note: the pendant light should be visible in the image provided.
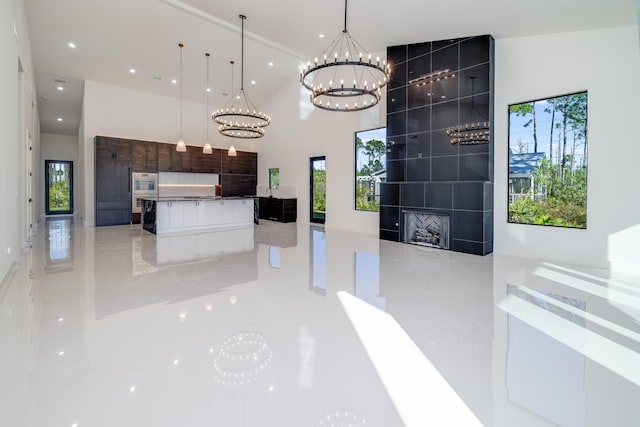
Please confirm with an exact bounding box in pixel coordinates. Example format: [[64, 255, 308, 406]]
[[212, 14, 270, 138], [176, 43, 187, 152], [203, 52, 213, 154], [300, 0, 391, 111], [225, 61, 238, 157]]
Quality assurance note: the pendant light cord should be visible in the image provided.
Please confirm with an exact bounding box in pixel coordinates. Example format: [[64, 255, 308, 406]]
[[343, 0, 348, 33], [179, 43, 183, 139], [239, 15, 246, 91], [230, 61, 235, 95], [206, 53, 210, 142]]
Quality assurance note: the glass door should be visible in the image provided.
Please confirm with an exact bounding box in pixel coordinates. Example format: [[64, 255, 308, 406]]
[[45, 160, 73, 215], [310, 156, 326, 224]]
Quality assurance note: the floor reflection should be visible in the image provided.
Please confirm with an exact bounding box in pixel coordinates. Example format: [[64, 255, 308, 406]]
[[45, 216, 74, 271], [355, 252, 384, 309], [2, 221, 638, 427], [310, 226, 326, 295]]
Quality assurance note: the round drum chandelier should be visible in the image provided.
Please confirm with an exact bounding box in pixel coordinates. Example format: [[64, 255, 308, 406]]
[[300, 0, 391, 112], [212, 14, 270, 138]]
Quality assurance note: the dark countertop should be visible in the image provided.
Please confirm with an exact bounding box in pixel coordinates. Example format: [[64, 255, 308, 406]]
[[140, 196, 257, 202]]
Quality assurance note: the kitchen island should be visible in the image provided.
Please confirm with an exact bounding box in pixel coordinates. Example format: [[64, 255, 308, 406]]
[[141, 197, 256, 235]]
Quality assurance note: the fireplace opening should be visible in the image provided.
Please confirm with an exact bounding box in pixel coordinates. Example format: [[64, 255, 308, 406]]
[[402, 210, 450, 249]]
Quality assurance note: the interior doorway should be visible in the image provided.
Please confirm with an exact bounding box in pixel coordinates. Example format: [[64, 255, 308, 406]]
[[310, 156, 326, 224], [45, 160, 73, 215]]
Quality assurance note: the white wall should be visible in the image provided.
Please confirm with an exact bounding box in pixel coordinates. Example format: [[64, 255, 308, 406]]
[[78, 104, 85, 223], [256, 75, 385, 234], [0, 0, 39, 283], [494, 26, 640, 274], [81, 80, 245, 226], [40, 133, 79, 217]]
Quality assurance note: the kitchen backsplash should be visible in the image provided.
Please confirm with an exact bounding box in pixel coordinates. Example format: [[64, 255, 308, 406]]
[[158, 172, 219, 197]]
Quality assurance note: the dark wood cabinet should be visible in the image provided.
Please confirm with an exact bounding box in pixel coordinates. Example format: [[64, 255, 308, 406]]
[[220, 174, 257, 197], [170, 145, 191, 172], [221, 151, 257, 175], [219, 150, 257, 197], [95, 136, 132, 226], [158, 144, 243, 175], [259, 197, 297, 223], [188, 145, 217, 173], [95, 136, 132, 161], [158, 143, 172, 172], [132, 140, 158, 172], [96, 136, 259, 224]]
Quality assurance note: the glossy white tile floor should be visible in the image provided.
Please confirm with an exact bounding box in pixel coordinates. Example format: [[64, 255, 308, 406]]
[[1, 218, 639, 427]]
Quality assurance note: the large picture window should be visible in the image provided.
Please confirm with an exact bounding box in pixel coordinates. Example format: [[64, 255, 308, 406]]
[[355, 127, 386, 212], [508, 91, 588, 229]]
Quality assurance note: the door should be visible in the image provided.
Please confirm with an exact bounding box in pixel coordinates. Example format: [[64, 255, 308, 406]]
[[45, 160, 73, 215], [310, 156, 326, 224], [26, 131, 34, 238]]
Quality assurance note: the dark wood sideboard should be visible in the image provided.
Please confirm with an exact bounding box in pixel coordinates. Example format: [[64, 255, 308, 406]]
[[258, 197, 297, 223]]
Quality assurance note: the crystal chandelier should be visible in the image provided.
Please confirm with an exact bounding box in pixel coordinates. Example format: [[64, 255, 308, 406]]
[[212, 15, 270, 138], [300, 0, 391, 112]]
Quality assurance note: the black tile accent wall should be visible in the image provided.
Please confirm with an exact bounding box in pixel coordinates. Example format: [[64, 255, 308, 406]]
[[380, 183, 399, 206], [401, 183, 425, 207], [386, 136, 406, 160], [380, 35, 495, 256], [406, 132, 430, 159]]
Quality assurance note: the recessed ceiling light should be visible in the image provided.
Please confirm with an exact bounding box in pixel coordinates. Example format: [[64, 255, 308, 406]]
[[318, 34, 325, 38], [250, 80, 256, 85], [206, 87, 211, 92], [129, 68, 136, 74], [58, 350, 65, 356], [268, 62, 274, 67], [57, 118, 63, 122], [171, 79, 177, 84], [68, 42, 76, 49], [57, 86, 64, 91]]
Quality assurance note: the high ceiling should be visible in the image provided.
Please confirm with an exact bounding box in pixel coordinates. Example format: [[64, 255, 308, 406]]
[[26, 0, 637, 136]]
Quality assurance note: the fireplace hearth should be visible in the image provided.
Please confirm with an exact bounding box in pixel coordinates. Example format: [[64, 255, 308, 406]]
[[403, 210, 450, 249]]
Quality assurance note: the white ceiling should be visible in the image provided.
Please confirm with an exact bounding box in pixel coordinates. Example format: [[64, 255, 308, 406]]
[[26, 0, 637, 136]]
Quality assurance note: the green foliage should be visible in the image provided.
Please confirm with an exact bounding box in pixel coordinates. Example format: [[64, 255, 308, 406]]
[[509, 92, 588, 229], [269, 168, 280, 189], [509, 102, 534, 127], [313, 169, 326, 213], [357, 138, 386, 176], [510, 159, 587, 228], [355, 183, 379, 211], [509, 197, 586, 228], [49, 180, 70, 211], [355, 137, 385, 212]]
